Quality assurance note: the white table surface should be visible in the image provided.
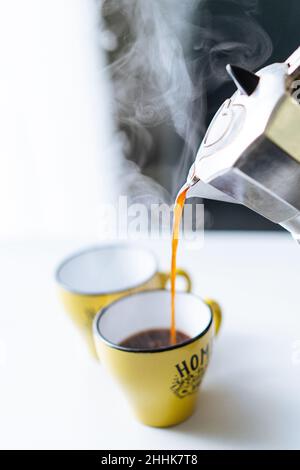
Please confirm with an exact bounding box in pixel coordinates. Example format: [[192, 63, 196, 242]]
[[0, 232, 300, 450]]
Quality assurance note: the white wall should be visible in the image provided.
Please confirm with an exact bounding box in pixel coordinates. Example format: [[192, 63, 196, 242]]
[[0, 0, 120, 241]]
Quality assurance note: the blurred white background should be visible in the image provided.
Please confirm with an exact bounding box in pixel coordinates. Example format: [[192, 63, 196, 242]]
[[0, 0, 119, 242], [0, 1, 300, 450]]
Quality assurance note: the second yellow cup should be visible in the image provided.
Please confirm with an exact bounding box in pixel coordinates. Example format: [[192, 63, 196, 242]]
[[56, 244, 191, 357]]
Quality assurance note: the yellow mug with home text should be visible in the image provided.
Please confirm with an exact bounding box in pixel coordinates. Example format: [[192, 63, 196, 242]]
[[93, 290, 222, 427], [56, 244, 191, 357]]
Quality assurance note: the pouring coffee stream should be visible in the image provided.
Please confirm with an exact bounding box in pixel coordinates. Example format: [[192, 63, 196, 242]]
[[170, 184, 189, 345]]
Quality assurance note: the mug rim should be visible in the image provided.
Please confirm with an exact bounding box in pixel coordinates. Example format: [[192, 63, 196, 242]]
[[93, 289, 213, 354], [55, 243, 158, 296]]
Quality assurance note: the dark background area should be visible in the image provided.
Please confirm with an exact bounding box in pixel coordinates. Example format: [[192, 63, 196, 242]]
[[105, 0, 300, 230], [204, 0, 300, 229]]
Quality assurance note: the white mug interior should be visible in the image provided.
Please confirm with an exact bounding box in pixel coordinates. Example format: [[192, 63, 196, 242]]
[[95, 290, 212, 349], [56, 244, 157, 295]]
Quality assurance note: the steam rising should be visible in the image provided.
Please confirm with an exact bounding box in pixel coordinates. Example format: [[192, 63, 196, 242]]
[[100, 0, 272, 199]]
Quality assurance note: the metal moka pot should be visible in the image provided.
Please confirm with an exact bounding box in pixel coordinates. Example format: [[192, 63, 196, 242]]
[[186, 46, 300, 241]]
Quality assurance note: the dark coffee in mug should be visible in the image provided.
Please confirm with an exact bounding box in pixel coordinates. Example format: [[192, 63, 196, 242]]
[[120, 328, 190, 350]]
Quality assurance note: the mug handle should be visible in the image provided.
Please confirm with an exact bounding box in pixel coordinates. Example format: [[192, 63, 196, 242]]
[[159, 268, 192, 293], [205, 298, 222, 336]]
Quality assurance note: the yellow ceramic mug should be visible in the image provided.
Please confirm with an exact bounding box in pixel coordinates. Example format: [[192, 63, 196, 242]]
[[56, 244, 191, 357], [93, 290, 222, 427]]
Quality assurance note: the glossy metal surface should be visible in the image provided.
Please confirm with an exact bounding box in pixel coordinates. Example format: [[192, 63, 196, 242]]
[[187, 46, 300, 238]]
